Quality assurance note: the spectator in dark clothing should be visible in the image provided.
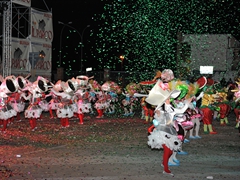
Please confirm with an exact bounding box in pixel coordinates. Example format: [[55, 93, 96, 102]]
[[220, 77, 226, 87], [227, 78, 233, 86]]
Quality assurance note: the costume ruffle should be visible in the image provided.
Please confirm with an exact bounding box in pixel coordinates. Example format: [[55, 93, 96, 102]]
[[56, 104, 75, 118], [24, 104, 43, 118], [0, 105, 17, 120], [148, 128, 182, 151]]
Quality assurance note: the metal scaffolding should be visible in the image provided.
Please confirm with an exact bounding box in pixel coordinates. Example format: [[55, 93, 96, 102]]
[[1, 0, 12, 77], [1, 0, 50, 78]]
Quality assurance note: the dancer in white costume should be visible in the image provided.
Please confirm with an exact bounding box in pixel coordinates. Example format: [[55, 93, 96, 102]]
[[0, 76, 18, 132], [38, 92, 51, 117], [74, 75, 94, 124], [51, 78, 78, 128], [94, 90, 110, 118], [48, 80, 62, 119], [22, 76, 49, 131], [145, 80, 192, 176], [8, 76, 30, 122], [144, 80, 180, 176]]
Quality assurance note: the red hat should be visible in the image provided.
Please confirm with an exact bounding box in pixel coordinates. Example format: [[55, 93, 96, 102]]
[[196, 76, 207, 89], [207, 78, 215, 86]]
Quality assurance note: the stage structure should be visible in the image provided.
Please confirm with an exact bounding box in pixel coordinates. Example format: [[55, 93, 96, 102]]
[[0, 0, 53, 81]]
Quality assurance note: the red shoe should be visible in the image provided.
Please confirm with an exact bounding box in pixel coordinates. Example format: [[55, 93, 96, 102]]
[[210, 131, 217, 134]]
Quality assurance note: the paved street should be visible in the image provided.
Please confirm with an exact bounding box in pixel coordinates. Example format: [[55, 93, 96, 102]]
[[1, 111, 240, 180]]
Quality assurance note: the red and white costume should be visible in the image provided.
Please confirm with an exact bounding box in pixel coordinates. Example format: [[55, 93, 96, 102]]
[[145, 80, 183, 176], [22, 76, 49, 131], [74, 75, 94, 124], [51, 78, 78, 128], [0, 76, 20, 132], [94, 91, 110, 118], [48, 80, 62, 119], [89, 80, 108, 118]]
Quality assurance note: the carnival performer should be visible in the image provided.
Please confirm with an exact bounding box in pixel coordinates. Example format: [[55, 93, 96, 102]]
[[74, 75, 94, 124], [146, 80, 191, 174], [138, 81, 156, 124], [199, 83, 218, 134], [166, 96, 193, 158], [101, 81, 121, 115], [9, 76, 31, 122], [158, 70, 194, 129], [145, 79, 192, 176], [165, 72, 199, 148], [48, 91, 61, 119], [74, 89, 91, 124], [22, 76, 49, 131], [171, 83, 191, 142], [172, 98, 194, 144], [87, 80, 99, 115], [88, 79, 107, 118], [0, 76, 18, 132], [51, 78, 78, 128], [141, 96, 155, 124], [145, 79, 195, 160], [215, 90, 231, 126], [121, 82, 140, 116], [91, 81, 106, 118], [8, 91, 25, 122], [94, 90, 110, 118], [38, 91, 51, 121], [48, 80, 67, 119], [187, 97, 203, 139]]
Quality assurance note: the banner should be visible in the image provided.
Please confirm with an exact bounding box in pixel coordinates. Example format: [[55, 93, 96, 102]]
[[12, 0, 31, 7], [11, 37, 31, 74], [30, 41, 52, 80], [31, 8, 53, 43]]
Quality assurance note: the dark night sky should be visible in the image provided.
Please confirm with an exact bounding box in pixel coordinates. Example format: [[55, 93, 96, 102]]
[[31, 0, 104, 71], [32, 0, 103, 29]]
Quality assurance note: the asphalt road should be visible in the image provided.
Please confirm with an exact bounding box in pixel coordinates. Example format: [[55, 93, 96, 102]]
[[1, 111, 240, 180]]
